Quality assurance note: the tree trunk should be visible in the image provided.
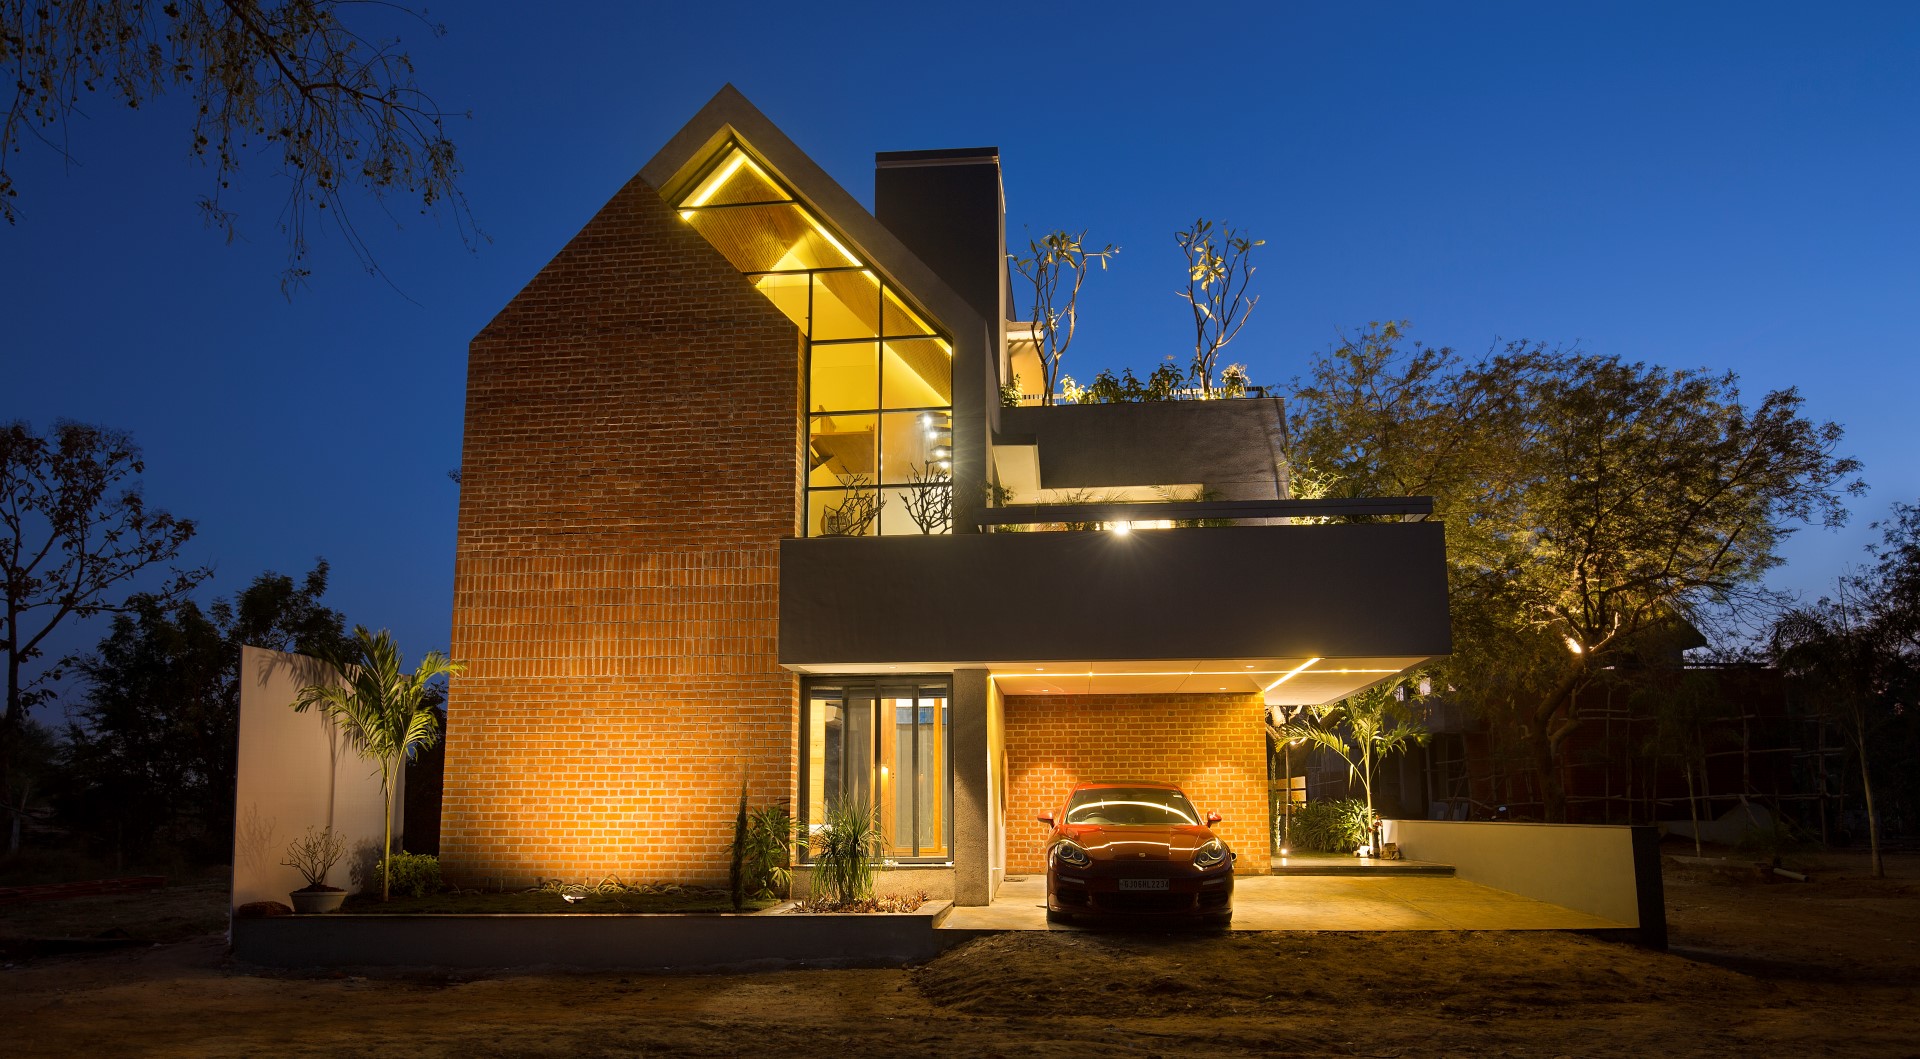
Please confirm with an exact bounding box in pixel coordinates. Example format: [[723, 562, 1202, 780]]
[[1684, 763, 1703, 858], [381, 762, 394, 901], [1854, 721, 1883, 880], [1533, 725, 1568, 822]]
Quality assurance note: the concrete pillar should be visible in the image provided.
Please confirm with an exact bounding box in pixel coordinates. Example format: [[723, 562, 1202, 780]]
[[952, 667, 991, 905]]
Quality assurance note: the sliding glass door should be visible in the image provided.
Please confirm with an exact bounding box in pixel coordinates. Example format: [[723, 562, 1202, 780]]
[[804, 679, 951, 862]]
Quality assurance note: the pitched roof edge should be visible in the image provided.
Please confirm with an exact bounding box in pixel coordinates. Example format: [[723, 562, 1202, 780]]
[[637, 85, 987, 346]]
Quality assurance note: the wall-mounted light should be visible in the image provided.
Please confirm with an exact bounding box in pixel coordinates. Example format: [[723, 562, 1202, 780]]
[[1111, 522, 1132, 535]]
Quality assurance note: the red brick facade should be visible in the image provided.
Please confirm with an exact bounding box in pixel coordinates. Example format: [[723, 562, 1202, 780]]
[[1002, 693, 1273, 875], [441, 173, 803, 886]]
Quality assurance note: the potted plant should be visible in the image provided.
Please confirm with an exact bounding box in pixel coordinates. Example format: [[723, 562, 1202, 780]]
[[282, 825, 349, 913]]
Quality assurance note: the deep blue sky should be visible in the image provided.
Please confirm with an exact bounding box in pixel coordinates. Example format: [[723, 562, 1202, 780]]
[[4, 2, 1916, 702]]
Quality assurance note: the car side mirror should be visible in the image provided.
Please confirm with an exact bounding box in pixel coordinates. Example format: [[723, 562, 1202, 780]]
[[1037, 812, 1054, 826], [1206, 811, 1222, 825]]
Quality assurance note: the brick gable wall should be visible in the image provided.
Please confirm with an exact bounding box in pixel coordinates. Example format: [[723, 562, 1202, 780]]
[[441, 173, 803, 887], [1002, 693, 1272, 875]]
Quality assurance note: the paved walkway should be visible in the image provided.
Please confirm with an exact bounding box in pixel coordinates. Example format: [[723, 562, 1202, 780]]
[[939, 875, 1626, 932]]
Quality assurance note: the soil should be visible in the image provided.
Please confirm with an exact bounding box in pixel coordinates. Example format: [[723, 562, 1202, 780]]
[[3, 849, 1916, 1057]]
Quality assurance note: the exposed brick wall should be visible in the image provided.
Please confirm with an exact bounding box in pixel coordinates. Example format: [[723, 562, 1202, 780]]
[[442, 172, 803, 887], [1002, 693, 1272, 875]]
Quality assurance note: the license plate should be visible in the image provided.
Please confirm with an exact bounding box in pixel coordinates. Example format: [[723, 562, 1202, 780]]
[[1118, 878, 1169, 891]]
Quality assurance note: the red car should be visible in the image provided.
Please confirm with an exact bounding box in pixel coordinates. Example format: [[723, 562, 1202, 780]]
[[1039, 781, 1235, 925]]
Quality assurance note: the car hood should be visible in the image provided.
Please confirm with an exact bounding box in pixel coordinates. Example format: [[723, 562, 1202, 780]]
[[1059, 824, 1217, 862]]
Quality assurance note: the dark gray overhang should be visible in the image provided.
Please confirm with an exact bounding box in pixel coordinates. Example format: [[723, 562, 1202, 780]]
[[779, 522, 1450, 703]]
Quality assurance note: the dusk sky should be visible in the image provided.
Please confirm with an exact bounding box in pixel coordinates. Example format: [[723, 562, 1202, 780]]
[[4, 2, 1916, 699]]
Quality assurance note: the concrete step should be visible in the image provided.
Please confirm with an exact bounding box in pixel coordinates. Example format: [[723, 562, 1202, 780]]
[[1269, 856, 1455, 877]]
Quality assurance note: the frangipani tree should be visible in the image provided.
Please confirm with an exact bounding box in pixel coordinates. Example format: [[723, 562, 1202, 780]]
[[1269, 677, 1430, 851], [292, 626, 463, 900]]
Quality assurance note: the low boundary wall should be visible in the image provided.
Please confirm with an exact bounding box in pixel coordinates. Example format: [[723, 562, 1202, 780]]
[[1385, 820, 1666, 948], [233, 903, 954, 970]]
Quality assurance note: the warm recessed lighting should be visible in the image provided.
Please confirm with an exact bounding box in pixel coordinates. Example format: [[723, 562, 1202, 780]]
[[1245, 664, 1255, 669]]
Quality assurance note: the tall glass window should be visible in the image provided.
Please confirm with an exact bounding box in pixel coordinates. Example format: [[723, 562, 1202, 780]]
[[673, 142, 954, 536], [804, 679, 951, 862]]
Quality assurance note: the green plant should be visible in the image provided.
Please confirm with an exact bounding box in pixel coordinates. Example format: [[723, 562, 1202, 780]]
[[1000, 374, 1024, 408], [806, 797, 884, 908], [1291, 799, 1374, 853], [377, 851, 442, 898], [280, 825, 346, 889], [731, 804, 795, 900], [1270, 677, 1430, 847], [729, 785, 749, 911], [291, 626, 465, 900]]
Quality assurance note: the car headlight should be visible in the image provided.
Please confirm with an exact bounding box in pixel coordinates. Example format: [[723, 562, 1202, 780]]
[[1053, 841, 1091, 869], [1193, 839, 1230, 870]]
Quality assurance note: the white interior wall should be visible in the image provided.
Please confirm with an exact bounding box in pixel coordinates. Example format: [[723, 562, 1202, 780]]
[[231, 646, 393, 908]]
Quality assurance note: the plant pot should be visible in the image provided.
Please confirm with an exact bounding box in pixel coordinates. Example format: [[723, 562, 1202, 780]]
[[290, 886, 348, 914]]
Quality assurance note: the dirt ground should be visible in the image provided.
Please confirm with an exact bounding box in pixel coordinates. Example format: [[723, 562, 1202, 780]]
[[4, 849, 1917, 1058]]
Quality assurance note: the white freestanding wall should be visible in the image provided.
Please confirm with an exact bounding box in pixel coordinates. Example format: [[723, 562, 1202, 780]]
[[231, 646, 393, 909], [1384, 819, 1663, 938]]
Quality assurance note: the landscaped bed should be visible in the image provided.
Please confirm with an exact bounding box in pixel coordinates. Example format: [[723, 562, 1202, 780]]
[[338, 889, 781, 915]]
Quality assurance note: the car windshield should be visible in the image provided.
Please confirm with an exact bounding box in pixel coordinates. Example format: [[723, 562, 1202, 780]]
[[1064, 787, 1200, 827]]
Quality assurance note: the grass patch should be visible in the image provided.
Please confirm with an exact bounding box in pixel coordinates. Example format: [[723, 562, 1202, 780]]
[[339, 890, 781, 915]]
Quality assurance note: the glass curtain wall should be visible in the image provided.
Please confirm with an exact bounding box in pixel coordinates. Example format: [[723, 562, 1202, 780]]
[[804, 679, 952, 862], [673, 143, 954, 536]]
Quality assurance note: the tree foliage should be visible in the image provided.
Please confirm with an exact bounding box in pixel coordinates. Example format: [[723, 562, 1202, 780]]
[[1, 420, 207, 851], [1, 0, 479, 292], [1009, 229, 1117, 406], [291, 625, 461, 900], [1770, 504, 1920, 878], [60, 561, 349, 861], [1287, 323, 1864, 820]]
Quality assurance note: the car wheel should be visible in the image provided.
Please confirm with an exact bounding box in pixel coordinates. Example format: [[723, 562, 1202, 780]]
[[1204, 912, 1233, 930], [1045, 908, 1072, 925]]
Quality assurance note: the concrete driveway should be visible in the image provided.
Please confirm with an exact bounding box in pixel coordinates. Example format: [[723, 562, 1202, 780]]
[[940, 875, 1627, 932]]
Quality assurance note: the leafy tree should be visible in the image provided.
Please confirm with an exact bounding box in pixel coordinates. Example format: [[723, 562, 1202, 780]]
[[1269, 677, 1430, 848], [1287, 325, 1863, 820], [1, 717, 58, 856], [1, 420, 207, 854], [1, 0, 479, 292], [1009, 229, 1118, 406], [1174, 219, 1263, 397], [291, 626, 461, 900], [62, 562, 350, 862], [1771, 583, 1902, 878], [1770, 502, 1920, 878]]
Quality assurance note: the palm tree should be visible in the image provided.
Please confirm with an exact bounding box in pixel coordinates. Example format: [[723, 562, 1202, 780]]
[[292, 626, 464, 900], [1269, 677, 1430, 854]]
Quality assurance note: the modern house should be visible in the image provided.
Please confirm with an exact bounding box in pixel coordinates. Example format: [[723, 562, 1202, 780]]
[[439, 86, 1453, 905]]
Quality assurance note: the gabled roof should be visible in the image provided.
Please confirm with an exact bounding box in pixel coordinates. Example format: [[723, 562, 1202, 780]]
[[639, 85, 986, 351]]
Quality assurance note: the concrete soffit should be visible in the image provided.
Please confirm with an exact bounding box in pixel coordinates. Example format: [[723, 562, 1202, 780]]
[[637, 85, 988, 352]]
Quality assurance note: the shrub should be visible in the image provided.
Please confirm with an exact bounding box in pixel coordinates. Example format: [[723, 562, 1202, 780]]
[[377, 851, 442, 898], [807, 798, 883, 908], [1291, 799, 1374, 853], [741, 804, 795, 900], [280, 825, 346, 889]]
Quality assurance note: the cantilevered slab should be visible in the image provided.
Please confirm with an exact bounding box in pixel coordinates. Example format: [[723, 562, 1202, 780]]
[[779, 522, 1450, 688]]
